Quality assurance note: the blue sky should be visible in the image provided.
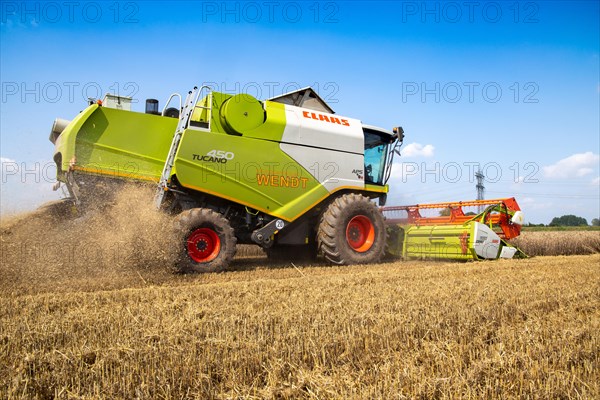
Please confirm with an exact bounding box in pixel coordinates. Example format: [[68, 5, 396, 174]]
[[1, 1, 599, 223]]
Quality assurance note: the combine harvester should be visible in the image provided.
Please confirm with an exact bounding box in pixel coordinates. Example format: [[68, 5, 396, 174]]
[[382, 198, 526, 261], [48, 85, 526, 273]]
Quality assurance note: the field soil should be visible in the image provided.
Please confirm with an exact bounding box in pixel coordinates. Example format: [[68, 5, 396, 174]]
[[1, 189, 599, 399]]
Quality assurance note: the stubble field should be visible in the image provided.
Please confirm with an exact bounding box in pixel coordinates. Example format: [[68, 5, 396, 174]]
[[1, 192, 598, 399]]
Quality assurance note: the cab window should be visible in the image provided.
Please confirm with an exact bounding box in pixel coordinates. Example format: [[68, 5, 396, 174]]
[[364, 129, 389, 185]]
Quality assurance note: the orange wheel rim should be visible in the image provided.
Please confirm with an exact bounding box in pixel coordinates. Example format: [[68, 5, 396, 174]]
[[346, 215, 375, 253], [187, 228, 221, 263]]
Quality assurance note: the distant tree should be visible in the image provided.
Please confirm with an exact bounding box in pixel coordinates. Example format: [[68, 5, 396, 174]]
[[549, 215, 588, 226], [592, 218, 600, 226], [439, 208, 451, 217], [525, 222, 542, 227], [438, 209, 477, 217]]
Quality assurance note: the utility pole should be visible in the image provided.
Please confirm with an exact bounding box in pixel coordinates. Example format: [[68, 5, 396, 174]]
[[475, 169, 485, 213]]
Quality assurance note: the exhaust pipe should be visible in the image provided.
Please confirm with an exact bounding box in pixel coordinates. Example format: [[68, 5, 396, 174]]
[[145, 99, 160, 115]]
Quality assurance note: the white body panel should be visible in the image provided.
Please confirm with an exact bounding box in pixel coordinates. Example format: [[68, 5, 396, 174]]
[[499, 246, 518, 259], [281, 105, 364, 154], [280, 143, 364, 192], [280, 105, 365, 192], [472, 222, 502, 259], [102, 94, 132, 111]]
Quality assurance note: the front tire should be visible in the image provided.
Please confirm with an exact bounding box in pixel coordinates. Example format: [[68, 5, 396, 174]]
[[318, 193, 386, 265], [174, 208, 237, 273]]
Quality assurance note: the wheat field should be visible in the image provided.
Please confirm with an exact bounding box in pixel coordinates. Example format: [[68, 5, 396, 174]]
[[1, 255, 599, 398], [1, 192, 599, 399], [512, 231, 600, 256]]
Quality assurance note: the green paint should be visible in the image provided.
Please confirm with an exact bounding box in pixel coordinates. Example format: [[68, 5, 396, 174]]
[[174, 130, 327, 220], [402, 224, 476, 261], [220, 93, 265, 135], [54, 104, 100, 176]]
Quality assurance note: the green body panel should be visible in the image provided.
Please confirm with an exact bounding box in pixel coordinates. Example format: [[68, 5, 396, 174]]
[[174, 126, 328, 221], [190, 93, 286, 142], [365, 183, 389, 194], [402, 224, 477, 261], [190, 95, 211, 127], [243, 101, 287, 142], [55, 105, 177, 181], [54, 104, 100, 175], [191, 92, 229, 134]]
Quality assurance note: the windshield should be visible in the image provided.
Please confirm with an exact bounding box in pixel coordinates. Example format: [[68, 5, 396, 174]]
[[364, 129, 390, 185]]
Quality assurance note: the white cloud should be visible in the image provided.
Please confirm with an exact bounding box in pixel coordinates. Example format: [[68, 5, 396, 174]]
[[542, 152, 599, 179], [1, 157, 18, 180], [401, 142, 435, 158], [592, 177, 600, 186], [1, 157, 16, 164]]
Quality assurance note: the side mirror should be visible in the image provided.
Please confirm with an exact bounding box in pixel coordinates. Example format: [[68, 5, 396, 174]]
[[392, 126, 405, 141]]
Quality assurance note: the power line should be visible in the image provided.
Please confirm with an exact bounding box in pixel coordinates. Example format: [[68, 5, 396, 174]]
[[395, 183, 473, 197], [487, 179, 598, 186], [486, 190, 599, 199]]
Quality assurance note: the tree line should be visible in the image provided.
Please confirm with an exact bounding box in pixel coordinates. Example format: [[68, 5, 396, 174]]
[[528, 215, 600, 227]]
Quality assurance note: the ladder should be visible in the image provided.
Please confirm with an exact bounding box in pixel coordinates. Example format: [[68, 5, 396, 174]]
[[154, 86, 211, 209]]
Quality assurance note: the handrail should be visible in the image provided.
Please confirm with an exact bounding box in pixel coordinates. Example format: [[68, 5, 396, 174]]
[[187, 85, 213, 130], [161, 93, 182, 116]]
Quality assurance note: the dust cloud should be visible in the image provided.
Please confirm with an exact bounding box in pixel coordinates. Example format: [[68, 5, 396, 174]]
[[0, 184, 179, 295]]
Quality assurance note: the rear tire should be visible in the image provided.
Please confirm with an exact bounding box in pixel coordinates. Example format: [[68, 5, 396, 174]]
[[318, 193, 386, 265], [174, 208, 237, 273]]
